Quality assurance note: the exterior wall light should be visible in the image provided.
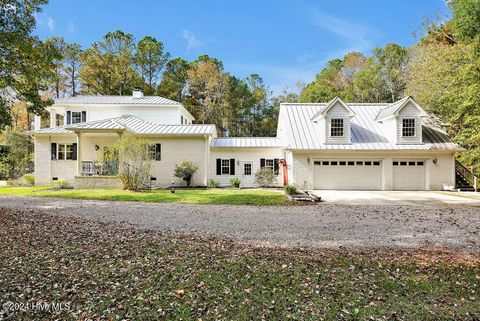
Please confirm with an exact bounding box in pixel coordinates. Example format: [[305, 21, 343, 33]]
[[307, 157, 311, 164], [433, 158, 438, 165]]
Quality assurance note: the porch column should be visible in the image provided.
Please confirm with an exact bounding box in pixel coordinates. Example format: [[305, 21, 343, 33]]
[[76, 131, 82, 176]]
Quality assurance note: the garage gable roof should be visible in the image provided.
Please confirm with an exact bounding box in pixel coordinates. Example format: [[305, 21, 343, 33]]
[[278, 101, 462, 151]]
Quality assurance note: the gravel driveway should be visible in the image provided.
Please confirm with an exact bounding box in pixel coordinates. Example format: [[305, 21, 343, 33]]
[[1, 195, 479, 251]]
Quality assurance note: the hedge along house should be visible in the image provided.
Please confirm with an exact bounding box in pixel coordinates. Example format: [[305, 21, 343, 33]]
[[28, 91, 475, 191]]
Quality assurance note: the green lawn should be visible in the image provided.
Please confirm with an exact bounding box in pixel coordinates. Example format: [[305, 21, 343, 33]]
[[0, 186, 289, 206], [1, 208, 479, 320]]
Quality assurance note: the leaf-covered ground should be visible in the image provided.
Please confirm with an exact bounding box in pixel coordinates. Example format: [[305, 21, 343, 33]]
[[0, 208, 479, 320]]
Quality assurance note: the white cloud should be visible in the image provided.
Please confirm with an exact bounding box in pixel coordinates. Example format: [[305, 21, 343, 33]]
[[67, 21, 75, 33], [307, 7, 380, 53], [182, 30, 204, 50], [47, 17, 55, 32]]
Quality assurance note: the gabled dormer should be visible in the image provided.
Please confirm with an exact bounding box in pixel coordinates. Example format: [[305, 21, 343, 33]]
[[376, 96, 427, 144], [311, 97, 355, 144]]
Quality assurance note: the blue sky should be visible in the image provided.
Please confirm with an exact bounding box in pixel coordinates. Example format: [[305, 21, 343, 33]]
[[34, 0, 448, 95]]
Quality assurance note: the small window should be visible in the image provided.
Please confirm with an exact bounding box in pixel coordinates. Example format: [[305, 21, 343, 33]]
[[181, 115, 184, 124], [56, 144, 74, 160], [393, 161, 399, 166], [417, 161, 424, 166], [52, 177, 58, 181], [408, 161, 416, 166], [150, 177, 157, 181], [314, 161, 321, 165], [322, 161, 329, 166], [373, 161, 380, 166], [339, 161, 346, 166], [244, 163, 252, 175], [71, 112, 82, 124], [330, 119, 344, 137], [265, 159, 274, 171], [331, 161, 338, 166], [365, 161, 372, 166], [356, 161, 363, 166], [400, 161, 407, 166], [347, 161, 354, 166], [221, 159, 230, 174], [402, 118, 415, 137], [148, 144, 161, 161]]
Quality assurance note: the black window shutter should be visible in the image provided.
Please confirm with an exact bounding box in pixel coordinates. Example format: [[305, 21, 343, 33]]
[[274, 158, 279, 175], [72, 143, 77, 160], [51, 143, 57, 160], [260, 158, 265, 168], [155, 144, 161, 161], [66, 111, 71, 125], [230, 159, 235, 175], [216, 158, 221, 175], [81, 111, 86, 122]]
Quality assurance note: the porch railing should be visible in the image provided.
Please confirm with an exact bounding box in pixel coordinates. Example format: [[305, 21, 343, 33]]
[[82, 161, 118, 176]]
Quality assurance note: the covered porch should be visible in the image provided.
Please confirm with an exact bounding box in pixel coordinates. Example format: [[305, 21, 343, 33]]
[[72, 129, 124, 189]]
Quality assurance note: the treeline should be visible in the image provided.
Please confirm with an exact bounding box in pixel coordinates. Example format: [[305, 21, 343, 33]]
[[43, 31, 296, 137], [298, 0, 480, 173]]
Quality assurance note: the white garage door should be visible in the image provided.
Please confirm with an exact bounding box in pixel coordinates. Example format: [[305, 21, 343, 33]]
[[393, 160, 425, 190], [313, 160, 382, 190]]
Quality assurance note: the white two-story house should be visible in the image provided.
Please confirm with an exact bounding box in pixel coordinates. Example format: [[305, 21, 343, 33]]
[[29, 91, 466, 191]]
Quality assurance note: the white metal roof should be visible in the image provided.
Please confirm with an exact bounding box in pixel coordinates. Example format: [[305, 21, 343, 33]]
[[278, 103, 463, 151], [210, 137, 285, 148], [29, 115, 217, 136], [53, 95, 180, 105]]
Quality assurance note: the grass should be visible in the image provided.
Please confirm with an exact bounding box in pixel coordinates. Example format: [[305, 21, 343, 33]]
[[0, 186, 289, 206], [0, 208, 479, 320]]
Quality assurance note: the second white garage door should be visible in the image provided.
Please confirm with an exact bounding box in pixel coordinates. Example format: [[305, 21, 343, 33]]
[[313, 160, 383, 190], [393, 160, 425, 190]]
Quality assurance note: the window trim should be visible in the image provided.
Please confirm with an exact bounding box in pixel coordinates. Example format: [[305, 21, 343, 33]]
[[221, 159, 230, 175], [330, 118, 344, 137], [71, 111, 82, 124], [402, 118, 416, 137], [264, 159, 275, 171], [57, 143, 74, 160], [148, 144, 161, 161]]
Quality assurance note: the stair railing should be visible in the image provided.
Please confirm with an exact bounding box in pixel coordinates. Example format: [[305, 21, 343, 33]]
[[455, 160, 478, 191]]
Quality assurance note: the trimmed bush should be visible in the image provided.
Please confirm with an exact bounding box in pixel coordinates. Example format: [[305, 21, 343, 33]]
[[53, 179, 70, 189], [208, 179, 221, 188], [283, 184, 297, 195], [255, 168, 275, 187], [23, 174, 35, 186], [230, 178, 241, 188]]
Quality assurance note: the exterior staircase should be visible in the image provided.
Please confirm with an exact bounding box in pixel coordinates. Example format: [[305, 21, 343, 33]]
[[455, 161, 478, 192]]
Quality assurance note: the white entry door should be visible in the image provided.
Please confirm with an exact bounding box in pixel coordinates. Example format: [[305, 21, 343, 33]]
[[313, 160, 383, 190], [241, 162, 254, 187], [393, 160, 425, 190]]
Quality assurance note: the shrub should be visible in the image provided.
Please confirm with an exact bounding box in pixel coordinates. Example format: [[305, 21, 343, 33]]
[[283, 183, 297, 195], [230, 177, 241, 188], [208, 179, 221, 188], [23, 174, 35, 186], [113, 136, 152, 191], [174, 160, 199, 187], [53, 179, 69, 189], [255, 168, 275, 187]]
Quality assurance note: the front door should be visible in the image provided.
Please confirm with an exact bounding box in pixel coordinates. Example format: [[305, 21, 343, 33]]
[[242, 161, 254, 187]]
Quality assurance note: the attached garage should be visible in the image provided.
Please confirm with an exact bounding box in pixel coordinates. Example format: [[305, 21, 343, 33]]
[[392, 160, 425, 190], [313, 160, 383, 190]]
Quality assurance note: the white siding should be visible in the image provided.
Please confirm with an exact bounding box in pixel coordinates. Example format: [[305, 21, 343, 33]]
[[397, 102, 422, 144], [209, 148, 284, 187], [291, 151, 455, 191], [34, 136, 51, 186], [324, 102, 351, 144]]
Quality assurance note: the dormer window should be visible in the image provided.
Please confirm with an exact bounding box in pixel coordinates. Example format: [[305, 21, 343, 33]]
[[71, 112, 82, 124], [402, 118, 415, 137], [330, 119, 344, 137]]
